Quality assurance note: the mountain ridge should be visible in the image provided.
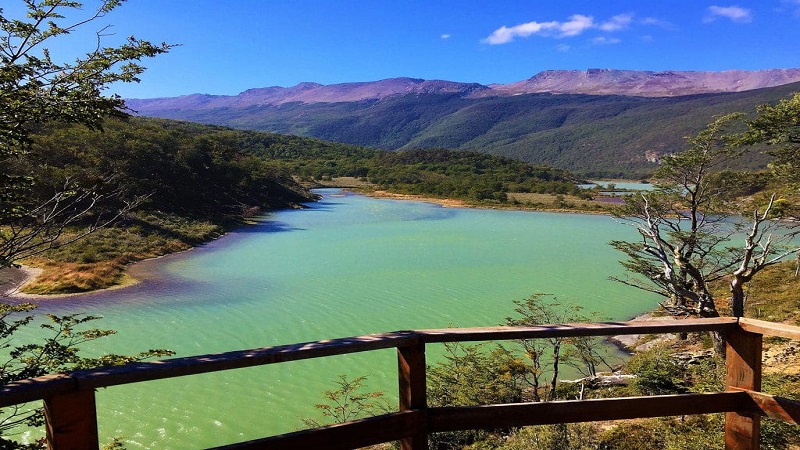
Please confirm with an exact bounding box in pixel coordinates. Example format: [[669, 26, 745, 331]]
[[126, 69, 800, 111], [487, 68, 800, 97]]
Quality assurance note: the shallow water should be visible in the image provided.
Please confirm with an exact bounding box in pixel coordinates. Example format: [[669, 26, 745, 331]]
[[15, 189, 657, 448]]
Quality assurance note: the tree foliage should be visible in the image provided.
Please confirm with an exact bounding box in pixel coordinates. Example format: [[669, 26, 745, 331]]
[[28, 118, 314, 218], [741, 92, 800, 183], [260, 143, 581, 202], [301, 375, 388, 429], [0, 3, 179, 447], [0, 0, 172, 268], [427, 295, 610, 449], [504, 294, 609, 402]]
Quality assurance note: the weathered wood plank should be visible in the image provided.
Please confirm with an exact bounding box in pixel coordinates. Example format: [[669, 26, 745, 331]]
[[429, 392, 751, 431], [739, 318, 800, 341], [211, 410, 424, 450], [0, 319, 740, 399], [738, 389, 800, 425], [44, 389, 99, 450], [419, 317, 738, 343], [398, 343, 428, 450], [0, 374, 75, 408], [73, 331, 419, 390], [725, 328, 763, 450]]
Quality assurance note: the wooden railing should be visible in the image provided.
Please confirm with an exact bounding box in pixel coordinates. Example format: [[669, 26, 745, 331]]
[[2, 317, 800, 449]]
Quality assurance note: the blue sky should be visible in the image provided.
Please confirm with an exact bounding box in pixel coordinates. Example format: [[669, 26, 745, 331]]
[[8, 1, 800, 98]]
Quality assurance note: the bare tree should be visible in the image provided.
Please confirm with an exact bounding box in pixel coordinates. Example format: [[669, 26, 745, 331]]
[[610, 112, 800, 348]]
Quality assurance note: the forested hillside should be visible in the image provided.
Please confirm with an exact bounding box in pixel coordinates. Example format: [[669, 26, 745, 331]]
[[26, 119, 314, 218], [128, 81, 800, 178]]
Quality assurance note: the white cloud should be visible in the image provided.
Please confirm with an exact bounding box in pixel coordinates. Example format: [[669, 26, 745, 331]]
[[640, 17, 676, 30], [780, 0, 800, 17], [598, 13, 634, 31], [440, 34, 451, 40], [705, 5, 753, 23], [559, 14, 595, 37], [482, 14, 594, 44], [483, 21, 558, 44], [482, 13, 647, 45], [591, 36, 622, 45]]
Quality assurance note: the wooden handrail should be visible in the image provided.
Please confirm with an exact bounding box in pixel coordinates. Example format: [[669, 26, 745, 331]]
[[1, 316, 798, 450], [739, 317, 800, 340], [417, 317, 739, 342], [0, 317, 740, 401], [427, 392, 755, 431]]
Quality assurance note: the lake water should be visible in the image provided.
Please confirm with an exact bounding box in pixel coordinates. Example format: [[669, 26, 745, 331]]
[[587, 180, 655, 191], [14, 189, 657, 448]]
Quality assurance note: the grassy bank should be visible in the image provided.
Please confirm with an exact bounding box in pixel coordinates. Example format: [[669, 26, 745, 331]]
[[15, 211, 227, 295]]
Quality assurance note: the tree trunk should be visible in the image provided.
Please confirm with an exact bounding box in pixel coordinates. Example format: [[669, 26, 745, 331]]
[[731, 280, 746, 318], [548, 340, 562, 402], [699, 300, 726, 355]]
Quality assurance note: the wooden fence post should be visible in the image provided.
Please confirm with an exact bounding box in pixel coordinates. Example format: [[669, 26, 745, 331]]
[[725, 326, 762, 450], [398, 342, 427, 450], [44, 389, 99, 450]]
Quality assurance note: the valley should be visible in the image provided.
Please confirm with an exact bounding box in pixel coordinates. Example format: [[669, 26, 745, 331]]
[[126, 70, 800, 177]]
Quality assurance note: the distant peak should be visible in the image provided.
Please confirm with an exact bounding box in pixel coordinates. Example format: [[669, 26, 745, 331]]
[[293, 82, 324, 89], [495, 68, 800, 97]]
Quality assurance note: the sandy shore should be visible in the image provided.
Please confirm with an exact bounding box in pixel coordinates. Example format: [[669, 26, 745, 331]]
[[366, 190, 615, 215], [367, 190, 469, 208], [1, 265, 46, 299]]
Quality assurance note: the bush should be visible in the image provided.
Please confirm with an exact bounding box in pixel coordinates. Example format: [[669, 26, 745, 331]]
[[623, 345, 686, 395]]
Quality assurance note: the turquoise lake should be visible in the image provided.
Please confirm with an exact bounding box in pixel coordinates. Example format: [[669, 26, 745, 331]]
[[16, 189, 658, 448]]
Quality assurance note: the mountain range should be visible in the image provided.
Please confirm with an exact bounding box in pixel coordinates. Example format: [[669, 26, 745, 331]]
[[126, 69, 800, 177]]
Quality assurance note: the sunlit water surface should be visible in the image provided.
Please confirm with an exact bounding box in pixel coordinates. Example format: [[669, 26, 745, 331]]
[[16, 189, 657, 448]]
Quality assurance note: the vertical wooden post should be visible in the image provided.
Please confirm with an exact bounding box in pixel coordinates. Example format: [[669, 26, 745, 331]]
[[44, 389, 100, 450], [398, 342, 428, 450], [725, 326, 762, 450]]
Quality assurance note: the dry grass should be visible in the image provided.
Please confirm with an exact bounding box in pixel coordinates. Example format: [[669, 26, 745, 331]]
[[21, 258, 129, 294], [507, 192, 622, 213], [16, 211, 221, 295]]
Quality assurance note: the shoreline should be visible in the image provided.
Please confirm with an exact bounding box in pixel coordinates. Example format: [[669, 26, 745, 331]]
[[364, 189, 618, 215], [605, 312, 677, 354], [0, 265, 41, 298], [1, 264, 141, 301]]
